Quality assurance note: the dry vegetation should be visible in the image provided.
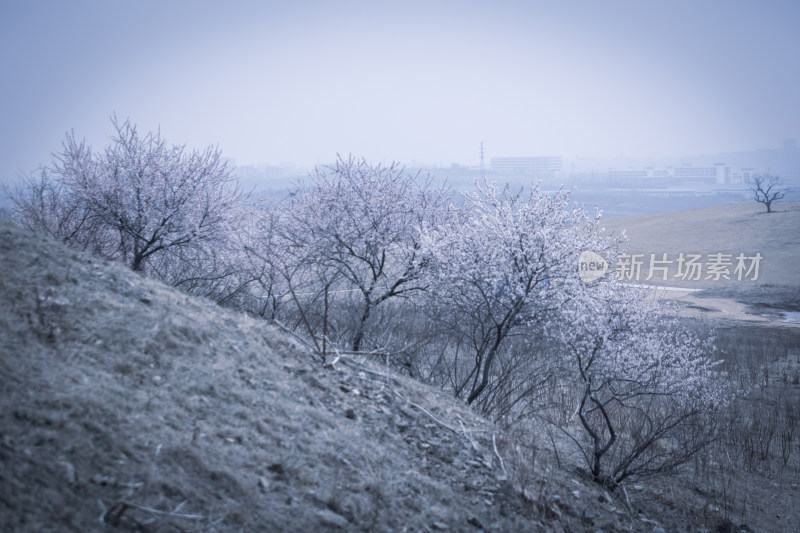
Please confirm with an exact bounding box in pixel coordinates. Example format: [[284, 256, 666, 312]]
[[3, 116, 798, 532], [3, 193, 800, 532], [0, 220, 718, 532], [598, 202, 800, 531], [659, 320, 800, 533]]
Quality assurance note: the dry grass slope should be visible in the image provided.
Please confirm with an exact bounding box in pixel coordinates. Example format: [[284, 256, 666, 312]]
[[0, 221, 692, 532], [600, 201, 800, 288]]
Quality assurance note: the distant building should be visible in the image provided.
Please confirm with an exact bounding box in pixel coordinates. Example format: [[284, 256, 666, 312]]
[[491, 156, 562, 179], [607, 168, 666, 187], [597, 163, 750, 187], [738, 168, 756, 184], [673, 164, 719, 183], [672, 164, 744, 185]]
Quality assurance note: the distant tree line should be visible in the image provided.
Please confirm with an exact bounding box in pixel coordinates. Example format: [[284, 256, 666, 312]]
[[6, 118, 730, 490]]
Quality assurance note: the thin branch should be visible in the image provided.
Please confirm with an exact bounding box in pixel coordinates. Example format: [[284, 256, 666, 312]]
[[121, 501, 205, 520], [493, 432, 508, 480]]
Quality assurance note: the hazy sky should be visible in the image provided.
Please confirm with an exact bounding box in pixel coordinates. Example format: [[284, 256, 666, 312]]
[[1, 0, 799, 181]]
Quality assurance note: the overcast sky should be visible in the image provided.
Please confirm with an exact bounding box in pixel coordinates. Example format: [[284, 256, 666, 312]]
[[1, 0, 798, 181]]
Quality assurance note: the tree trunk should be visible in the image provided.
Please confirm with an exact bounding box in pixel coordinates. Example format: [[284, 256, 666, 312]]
[[466, 326, 505, 405], [351, 302, 371, 353], [131, 253, 144, 272]]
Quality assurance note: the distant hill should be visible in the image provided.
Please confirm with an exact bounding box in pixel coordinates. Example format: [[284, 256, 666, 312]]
[[599, 201, 800, 288], [0, 221, 693, 532]]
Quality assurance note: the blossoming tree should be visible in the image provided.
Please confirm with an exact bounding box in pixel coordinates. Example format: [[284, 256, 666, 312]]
[[421, 180, 612, 406], [553, 282, 725, 488]]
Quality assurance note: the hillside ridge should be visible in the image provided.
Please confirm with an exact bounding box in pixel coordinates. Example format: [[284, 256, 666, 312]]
[[0, 220, 699, 532]]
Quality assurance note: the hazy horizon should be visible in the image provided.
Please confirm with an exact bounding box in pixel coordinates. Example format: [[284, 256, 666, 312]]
[[2, 0, 799, 182]]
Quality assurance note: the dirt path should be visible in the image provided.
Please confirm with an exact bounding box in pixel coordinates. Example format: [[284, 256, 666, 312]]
[[655, 290, 800, 327]]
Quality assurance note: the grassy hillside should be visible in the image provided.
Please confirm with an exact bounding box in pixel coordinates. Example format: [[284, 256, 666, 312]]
[[0, 221, 703, 532], [599, 201, 800, 289]]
